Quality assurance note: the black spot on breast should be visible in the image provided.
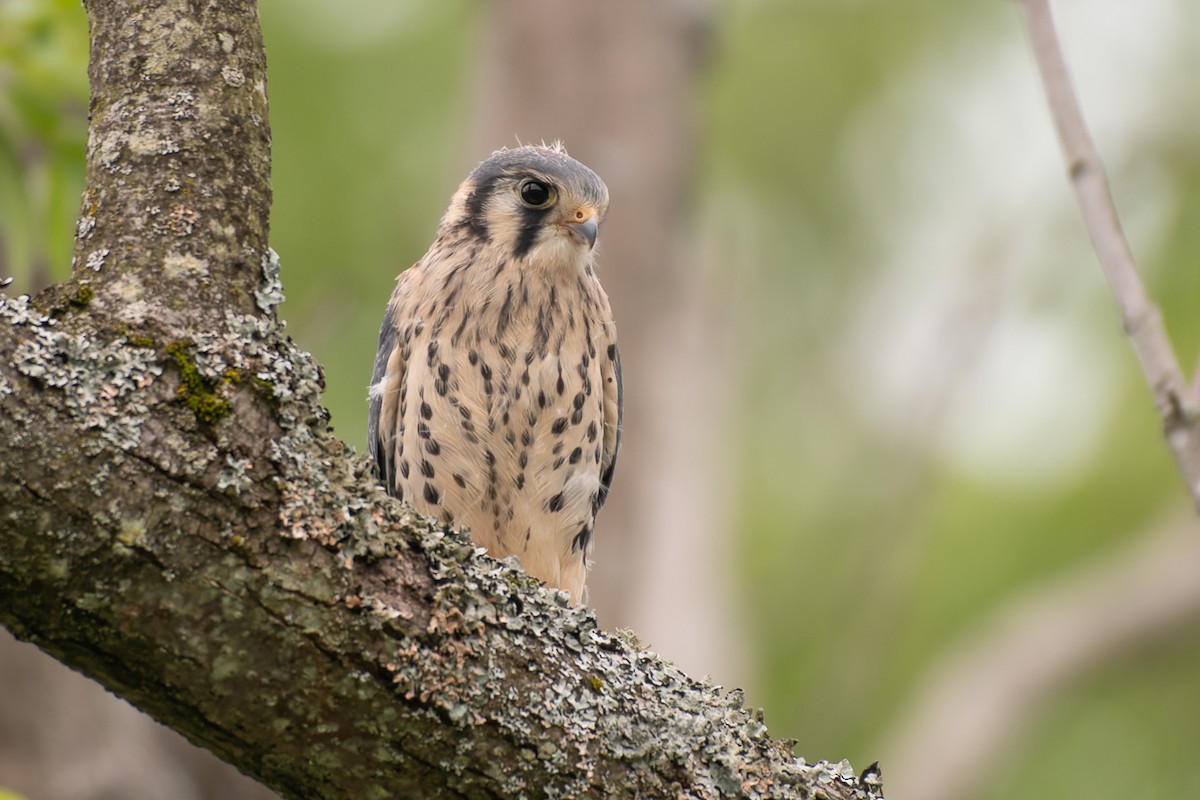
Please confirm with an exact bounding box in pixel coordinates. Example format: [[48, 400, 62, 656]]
[[551, 417, 568, 435], [468, 350, 479, 366], [573, 392, 585, 410], [516, 473, 525, 490], [453, 473, 466, 488], [423, 483, 441, 504], [521, 430, 533, 447], [417, 421, 430, 439], [568, 447, 583, 465], [399, 459, 410, 479], [420, 402, 433, 420], [553, 457, 565, 470], [426, 340, 439, 367], [480, 362, 492, 381], [497, 285, 514, 335], [452, 311, 471, 346], [571, 407, 583, 425], [587, 421, 598, 442], [548, 492, 564, 512], [607, 344, 617, 361], [518, 451, 528, 469], [419, 460, 435, 478], [425, 439, 441, 456], [537, 390, 547, 409], [534, 307, 551, 357]]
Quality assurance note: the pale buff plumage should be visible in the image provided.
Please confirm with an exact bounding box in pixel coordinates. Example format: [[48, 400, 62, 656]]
[[368, 145, 622, 605]]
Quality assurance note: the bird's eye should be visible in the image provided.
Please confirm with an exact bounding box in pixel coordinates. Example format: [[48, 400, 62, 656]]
[[519, 180, 555, 208]]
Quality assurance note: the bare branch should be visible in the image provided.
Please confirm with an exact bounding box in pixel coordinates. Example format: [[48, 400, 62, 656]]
[[1017, 0, 1200, 508]]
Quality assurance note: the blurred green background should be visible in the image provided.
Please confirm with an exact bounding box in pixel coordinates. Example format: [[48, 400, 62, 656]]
[[3, 1, 1199, 799]]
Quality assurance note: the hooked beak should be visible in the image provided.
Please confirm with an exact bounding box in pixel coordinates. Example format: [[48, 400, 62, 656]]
[[566, 215, 599, 249]]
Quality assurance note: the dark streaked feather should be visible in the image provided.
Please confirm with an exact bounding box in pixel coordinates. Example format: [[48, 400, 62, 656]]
[[598, 345, 623, 508], [368, 302, 399, 487]]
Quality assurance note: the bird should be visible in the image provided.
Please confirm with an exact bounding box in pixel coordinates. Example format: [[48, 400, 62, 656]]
[[368, 143, 622, 606]]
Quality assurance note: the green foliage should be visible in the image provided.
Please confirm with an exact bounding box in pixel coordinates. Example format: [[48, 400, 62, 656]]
[[0, 0, 88, 289]]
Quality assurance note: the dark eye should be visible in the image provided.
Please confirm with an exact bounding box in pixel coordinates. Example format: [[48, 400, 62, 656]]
[[519, 180, 555, 208]]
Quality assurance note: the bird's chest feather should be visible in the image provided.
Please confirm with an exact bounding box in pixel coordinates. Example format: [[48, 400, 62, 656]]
[[394, 267, 612, 559]]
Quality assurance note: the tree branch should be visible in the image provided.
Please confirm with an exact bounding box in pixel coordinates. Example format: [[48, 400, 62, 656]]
[[1017, 0, 1200, 509], [0, 1, 882, 797]]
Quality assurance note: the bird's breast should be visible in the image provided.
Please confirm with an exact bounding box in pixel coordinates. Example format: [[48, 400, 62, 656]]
[[393, 268, 614, 589]]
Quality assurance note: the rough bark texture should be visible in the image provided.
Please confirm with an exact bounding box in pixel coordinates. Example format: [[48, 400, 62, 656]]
[[0, 1, 884, 798]]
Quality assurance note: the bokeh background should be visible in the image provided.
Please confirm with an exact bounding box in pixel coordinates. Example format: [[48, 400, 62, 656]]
[[3, 1, 1200, 799]]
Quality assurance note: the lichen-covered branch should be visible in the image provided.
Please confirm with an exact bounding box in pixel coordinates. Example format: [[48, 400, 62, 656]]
[[0, 1, 883, 798], [1017, 0, 1200, 509]]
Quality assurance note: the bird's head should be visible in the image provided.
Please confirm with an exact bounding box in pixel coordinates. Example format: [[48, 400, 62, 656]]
[[446, 144, 609, 274]]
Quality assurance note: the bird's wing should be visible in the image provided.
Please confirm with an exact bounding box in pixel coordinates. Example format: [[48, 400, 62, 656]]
[[598, 343, 623, 508], [368, 272, 415, 490]]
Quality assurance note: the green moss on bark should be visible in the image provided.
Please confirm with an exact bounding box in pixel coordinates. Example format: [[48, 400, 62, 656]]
[[164, 339, 232, 424]]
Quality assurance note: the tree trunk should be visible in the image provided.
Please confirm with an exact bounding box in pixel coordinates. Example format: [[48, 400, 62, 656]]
[[0, 1, 881, 798]]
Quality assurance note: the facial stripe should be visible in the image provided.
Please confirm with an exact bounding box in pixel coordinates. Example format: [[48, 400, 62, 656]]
[[511, 207, 545, 260]]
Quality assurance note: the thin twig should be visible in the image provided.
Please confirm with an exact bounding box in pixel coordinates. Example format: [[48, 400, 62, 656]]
[[1017, 0, 1200, 510]]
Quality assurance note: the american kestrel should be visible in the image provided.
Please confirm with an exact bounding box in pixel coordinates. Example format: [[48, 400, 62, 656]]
[[368, 144, 622, 605]]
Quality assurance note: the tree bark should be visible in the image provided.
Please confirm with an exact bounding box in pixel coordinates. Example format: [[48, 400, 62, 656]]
[[0, 1, 882, 798]]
